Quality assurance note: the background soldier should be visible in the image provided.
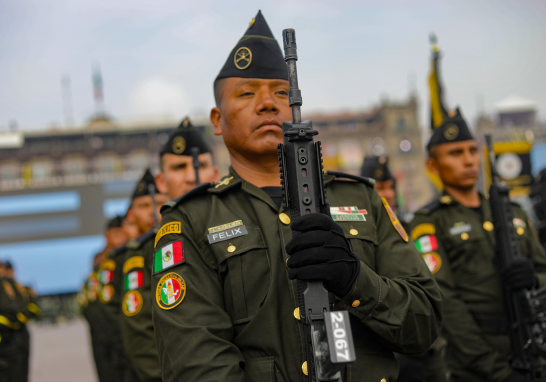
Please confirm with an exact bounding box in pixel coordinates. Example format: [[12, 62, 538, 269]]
[[361, 156, 398, 214], [120, 117, 219, 382], [409, 109, 546, 382], [151, 10, 442, 382], [96, 169, 167, 382]]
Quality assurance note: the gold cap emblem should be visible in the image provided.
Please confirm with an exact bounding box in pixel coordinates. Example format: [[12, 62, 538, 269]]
[[172, 136, 186, 154], [440, 195, 452, 204], [137, 181, 147, 192], [444, 123, 459, 140], [248, 17, 255, 28], [234, 47, 252, 70]]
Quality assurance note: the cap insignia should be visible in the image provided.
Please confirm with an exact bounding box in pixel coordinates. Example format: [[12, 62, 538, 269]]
[[137, 181, 147, 192], [374, 168, 384, 179], [248, 17, 255, 28], [444, 124, 459, 140], [234, 47, 252, 70], [172, 136, 186, 154]]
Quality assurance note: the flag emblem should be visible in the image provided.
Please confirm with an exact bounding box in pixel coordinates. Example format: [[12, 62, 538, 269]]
[[415, 235, 438, 254], [154, 241, 184, 274], [99, 284, 114, 304], [381, 198, 408, 242], [156, 272, 186, 310], [330, 206, 367, 222], [122, 290, 143, 317], [422, 252, 442, 274], [98, 269, 113, 285], [124, 271, 144, 291]]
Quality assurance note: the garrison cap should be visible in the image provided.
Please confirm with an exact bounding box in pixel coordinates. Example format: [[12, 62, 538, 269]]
[[427, 107, 474, 152], [160, 117, 212, 157], [131, 169, 159, 201], [360, 156, 394, 182], [3, 261, 13, 270], [106, 215, 123, 230], [214, 10, 288, 83]]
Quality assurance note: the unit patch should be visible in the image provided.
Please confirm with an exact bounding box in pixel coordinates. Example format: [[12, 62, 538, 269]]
[[123, 256, 145, 274], [422, 252, 442, 274], [124, 270, 144, 291], [381, 198, 408, 242], [122, 290, 143, 317], [415, 235, 438, 254], [208, 220, 243, 234], [411, 224, 436, 241], [154, 240, 185, 274], [3, 280, 15, 300], [208, 225, 248, 244], [98, 269, 114, 285], [330, 206, 368, 222], [155, 222, 182, 247], [99, 284, 114, 304], [156, 272, 186, 310], [449, 222, 472, 236]]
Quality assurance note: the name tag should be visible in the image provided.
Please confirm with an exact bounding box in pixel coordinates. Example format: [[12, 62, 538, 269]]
[[450, 224, 471, 235], [208, 225, 248, 244]]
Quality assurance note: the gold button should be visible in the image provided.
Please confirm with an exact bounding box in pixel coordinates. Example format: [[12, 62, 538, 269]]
[[352, 300, 361, 308], [517, 227, 525, 235], [461, 233, 469, 240], [350, 229, 358, 236], [294, 307, 300, 320], [483, 221, 494, 231], [279, 213, 291, 225], [227, 245, 236, 253], [440, 195, 452, 204], [302, 361, 308, 376], [381, 379, 387, 382]]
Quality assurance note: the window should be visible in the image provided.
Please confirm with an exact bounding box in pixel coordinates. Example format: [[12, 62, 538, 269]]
[[0, 161, 20, 180], [63, 156, 87, 175]]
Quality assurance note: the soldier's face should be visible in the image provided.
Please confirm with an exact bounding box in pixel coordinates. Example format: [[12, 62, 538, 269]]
[[157, 153, 219, 199], [375, 179, 397, 211], [211, 77, 291, 159], [130, 194, 168, 234], [105, 227, 126, 248], [427, 140, 480, 189]]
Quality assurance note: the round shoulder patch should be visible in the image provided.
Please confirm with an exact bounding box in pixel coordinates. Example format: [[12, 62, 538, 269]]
[[99, 284, 114, 304], [422, 252, 442, 274], [156, 272, 186, 310], [123, 290, 143, 317]]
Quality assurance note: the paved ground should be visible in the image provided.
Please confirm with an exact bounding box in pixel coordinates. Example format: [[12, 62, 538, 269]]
[[29, 319, 97, 382]]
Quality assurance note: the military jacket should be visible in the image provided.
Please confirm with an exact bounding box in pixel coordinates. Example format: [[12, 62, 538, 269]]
[[0, 277, 22, 336], [120, 230, 162, 382], [152, 168, 443, 382], [5, 279, 29, 328], [409, 192, 546, 381]]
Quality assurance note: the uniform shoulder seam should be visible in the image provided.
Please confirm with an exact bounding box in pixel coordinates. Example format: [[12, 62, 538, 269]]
[[160, 183, 211, 215], [415, 200, 442, 215], [327, 170, 375, 187]]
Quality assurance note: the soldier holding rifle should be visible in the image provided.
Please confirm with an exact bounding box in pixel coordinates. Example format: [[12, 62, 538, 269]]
[[152, 11, 442, 382], [409, 109, 546, 382]]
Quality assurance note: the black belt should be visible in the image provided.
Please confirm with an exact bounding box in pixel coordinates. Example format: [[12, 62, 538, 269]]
[[473, 314, 508, 334]]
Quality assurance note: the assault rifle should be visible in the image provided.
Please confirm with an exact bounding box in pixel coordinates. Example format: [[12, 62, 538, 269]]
[[278, 28, 356, 382], [486, 135, 546, 381]]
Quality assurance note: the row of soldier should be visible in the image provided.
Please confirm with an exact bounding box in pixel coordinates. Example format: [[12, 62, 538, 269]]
[[0, 260, 41, 381], [75, 10, 546, 382]]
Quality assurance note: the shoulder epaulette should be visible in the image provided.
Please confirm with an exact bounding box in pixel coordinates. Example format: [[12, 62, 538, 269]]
[[327, 170, 375, 188], [110, 244, 128, 257], [415, 200, 442, 215], [128, 230, 155, 249], [160, 183, 211, 215]]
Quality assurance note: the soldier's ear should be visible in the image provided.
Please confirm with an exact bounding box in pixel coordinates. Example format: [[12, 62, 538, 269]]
[[155, 172, 168, 195], [426, 157, 440, 177], [210, 107, 223, 136]]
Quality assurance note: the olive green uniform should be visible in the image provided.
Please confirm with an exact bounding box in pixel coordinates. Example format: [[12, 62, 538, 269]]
[[152, 168, 443, 382], [120, 230, 162, 382], [0, 276, 24, 382], [96, 246, 141, 382], [409, 192, 546, 381]]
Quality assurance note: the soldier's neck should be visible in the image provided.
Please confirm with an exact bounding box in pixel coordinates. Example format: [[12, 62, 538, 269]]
[[444, 185, 481, 208], [230, 154, 282, 188]]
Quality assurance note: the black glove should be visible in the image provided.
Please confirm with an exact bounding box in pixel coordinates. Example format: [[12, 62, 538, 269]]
[[501, 257, 537, 290], [502, 371, 531, 382], [285, 213, 361, 298]]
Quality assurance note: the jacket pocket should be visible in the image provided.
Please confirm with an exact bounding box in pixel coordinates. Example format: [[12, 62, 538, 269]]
[[204, 225, 271, 324], [338, 221, 377, 271], [244, 356, 276, 382]]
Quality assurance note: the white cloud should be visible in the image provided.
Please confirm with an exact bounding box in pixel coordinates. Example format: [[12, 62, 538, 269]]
[[130, 78, 189, 120]]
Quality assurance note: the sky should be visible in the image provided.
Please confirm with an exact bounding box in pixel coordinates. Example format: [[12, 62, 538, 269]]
[[1, 0, 545, 132]]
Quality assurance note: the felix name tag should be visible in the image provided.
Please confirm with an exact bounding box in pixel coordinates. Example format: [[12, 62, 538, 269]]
[[208, 225, 248, 244]]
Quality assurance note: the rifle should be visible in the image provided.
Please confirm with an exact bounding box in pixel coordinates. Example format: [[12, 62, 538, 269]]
[[278, 28, 356, 382], [190, 147, 201, 186], [486, 135, 546, 381]]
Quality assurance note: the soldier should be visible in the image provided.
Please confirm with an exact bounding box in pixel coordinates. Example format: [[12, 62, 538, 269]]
[[361, 156, 447, 382], [96, 170, 168, 382], [151, 10, 442, 382], [409, 109, 546, 382], [120, 117, 219, 382]]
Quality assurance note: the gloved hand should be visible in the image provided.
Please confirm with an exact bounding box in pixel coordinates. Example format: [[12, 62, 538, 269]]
[[286, 213, 360, 298], [501, 257, 537, 290], [502, 371, 531, 382]]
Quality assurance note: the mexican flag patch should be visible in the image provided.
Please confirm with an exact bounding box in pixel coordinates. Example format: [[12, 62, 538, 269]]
[[124, 271, 143, 291], [98, 269, 113, 285], [154, 240, 184, 274], [415, 235, 438, 254]]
